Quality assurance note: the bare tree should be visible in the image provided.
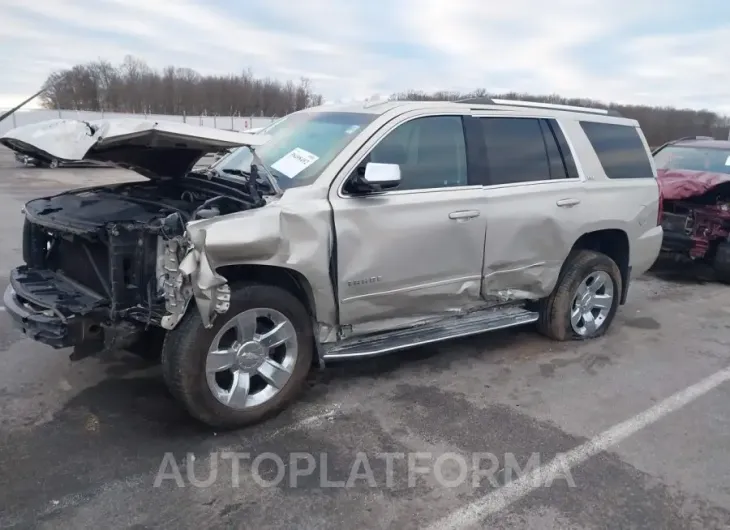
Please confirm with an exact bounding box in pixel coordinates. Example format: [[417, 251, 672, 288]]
[[41, 58, 728, 146], [41, 55, 323, 117]]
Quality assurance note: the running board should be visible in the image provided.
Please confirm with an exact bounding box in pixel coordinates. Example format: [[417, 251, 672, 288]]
[[322, 306, 539, 360]]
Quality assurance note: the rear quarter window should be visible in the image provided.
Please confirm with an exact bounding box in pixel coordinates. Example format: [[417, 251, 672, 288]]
[[579, 121, 655, 179]]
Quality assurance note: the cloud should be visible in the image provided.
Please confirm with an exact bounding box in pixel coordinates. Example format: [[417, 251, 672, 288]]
[[0, 0, 729, 113]]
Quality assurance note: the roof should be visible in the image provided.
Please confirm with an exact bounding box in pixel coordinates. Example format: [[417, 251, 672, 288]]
[[305, 99, 636, 125]]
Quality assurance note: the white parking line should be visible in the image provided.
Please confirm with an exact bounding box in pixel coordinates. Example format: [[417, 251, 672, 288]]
[[425, 365, 730, 530]]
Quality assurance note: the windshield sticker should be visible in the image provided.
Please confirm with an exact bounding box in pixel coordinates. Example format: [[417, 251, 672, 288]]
[[271, 148, 319, 178], [725, 155, 730, 166], [344, 125, 360, 135]]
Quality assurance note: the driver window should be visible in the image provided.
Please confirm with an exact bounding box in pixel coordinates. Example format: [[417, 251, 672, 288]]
[[366, 116, 468, 191]]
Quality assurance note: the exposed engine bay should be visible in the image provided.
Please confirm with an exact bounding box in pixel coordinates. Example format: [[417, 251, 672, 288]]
[[18, 174, 263, 357]]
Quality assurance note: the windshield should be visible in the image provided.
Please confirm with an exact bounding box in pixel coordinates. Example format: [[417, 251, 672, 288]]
[[654, 145, 730, 175], [212, 111, 375, 190]]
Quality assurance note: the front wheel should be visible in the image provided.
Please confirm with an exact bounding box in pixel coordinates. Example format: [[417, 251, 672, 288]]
[[161, 282, 314, 429], [537, 250, 622, 341]]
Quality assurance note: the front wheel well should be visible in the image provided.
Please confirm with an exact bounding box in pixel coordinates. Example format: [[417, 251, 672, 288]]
[[570, 229, 630, 304], [215, 264, 317, 319]]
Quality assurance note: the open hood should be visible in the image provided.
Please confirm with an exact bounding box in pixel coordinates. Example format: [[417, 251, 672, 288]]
[[656, 168, 730, 201], [0, 118, 271, 180]]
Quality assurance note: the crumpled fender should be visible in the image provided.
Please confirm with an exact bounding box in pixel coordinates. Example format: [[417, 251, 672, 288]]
[[178, 228, 231, 328], [172, 191, 336, 340]]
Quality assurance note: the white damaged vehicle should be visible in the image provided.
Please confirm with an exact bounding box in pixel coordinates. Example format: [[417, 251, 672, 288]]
[[0, 99, 663, 429]]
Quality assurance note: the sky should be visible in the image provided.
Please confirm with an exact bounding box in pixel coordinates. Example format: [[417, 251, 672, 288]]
[[1, 0, 729, 113]]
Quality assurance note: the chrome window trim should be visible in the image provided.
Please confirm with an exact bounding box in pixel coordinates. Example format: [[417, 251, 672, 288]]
[[333, 111, 589, 199]]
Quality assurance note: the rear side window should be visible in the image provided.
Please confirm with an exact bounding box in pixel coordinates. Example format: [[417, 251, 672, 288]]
[[580, 121, 654, 179], [479, 117, 579, 185]]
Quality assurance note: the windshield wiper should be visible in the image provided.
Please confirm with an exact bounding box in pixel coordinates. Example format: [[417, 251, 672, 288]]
[[220, 167, 250, 178]]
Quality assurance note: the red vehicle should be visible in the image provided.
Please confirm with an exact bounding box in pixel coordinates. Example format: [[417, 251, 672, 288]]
[[653, 136, 730, 282]]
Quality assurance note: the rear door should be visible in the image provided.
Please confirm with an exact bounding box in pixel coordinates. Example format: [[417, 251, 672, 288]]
[[471, 114, 588, 301], [329, 112, 490, 336]]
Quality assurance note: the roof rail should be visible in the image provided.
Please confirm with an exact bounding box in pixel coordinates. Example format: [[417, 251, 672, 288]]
[[362, 98, 392, 109], [454, 96, 495, 104], [478, 98, 623, 117]]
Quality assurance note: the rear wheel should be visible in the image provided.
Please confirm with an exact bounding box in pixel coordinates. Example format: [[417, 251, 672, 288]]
[[161, 282, 313, 429], [537, 250, 622, 341]]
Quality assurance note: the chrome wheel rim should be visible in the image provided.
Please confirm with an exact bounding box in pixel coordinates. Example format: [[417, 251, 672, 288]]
[[205, 308, 298, 410], [570, 271, 614, 336]]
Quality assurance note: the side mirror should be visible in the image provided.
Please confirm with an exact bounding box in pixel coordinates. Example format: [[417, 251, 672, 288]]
[[363, 162, 401, 189], [344, 162, 401, 195]]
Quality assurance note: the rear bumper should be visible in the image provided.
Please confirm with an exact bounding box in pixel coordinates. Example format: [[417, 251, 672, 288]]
[[632, 225, 664, 276]]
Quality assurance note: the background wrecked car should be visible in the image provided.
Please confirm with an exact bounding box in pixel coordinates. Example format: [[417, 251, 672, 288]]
[[653, 136, 730, 282]]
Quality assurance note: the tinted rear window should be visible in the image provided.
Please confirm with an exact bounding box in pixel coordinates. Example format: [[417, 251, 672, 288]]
[[580, 121, 655, 179], [480, 117, 550, 184], [479, 117, 579, 184]]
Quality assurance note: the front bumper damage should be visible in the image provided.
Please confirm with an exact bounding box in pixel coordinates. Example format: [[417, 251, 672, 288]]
[[4, 267, 139, 358], [4, 233, 233, 357]]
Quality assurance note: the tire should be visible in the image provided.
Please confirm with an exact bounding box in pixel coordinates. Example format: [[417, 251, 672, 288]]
[[537, 250, 622, 341], [48, 158, 59, 169], [161, 282, 314, 429]]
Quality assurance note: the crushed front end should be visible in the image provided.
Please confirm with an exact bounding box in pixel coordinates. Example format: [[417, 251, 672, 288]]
[[657, 169, 730, 279], [6, 194, 179, 359], [0, 117, 273, 359], [4, 180, 254, 360]]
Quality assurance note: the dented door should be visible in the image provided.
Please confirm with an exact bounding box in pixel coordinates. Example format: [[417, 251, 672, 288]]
[[474, 115, 586, 301], [330, 114, 489, 336]]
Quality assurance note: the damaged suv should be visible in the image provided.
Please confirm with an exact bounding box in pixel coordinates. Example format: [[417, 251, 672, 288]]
[[1, 99, 663, 429], [653, 136, 730, 282]]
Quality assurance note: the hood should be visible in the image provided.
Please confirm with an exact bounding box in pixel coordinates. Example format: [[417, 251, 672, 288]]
[[656, 168, 730, 201], [0, 118, 271, 179]]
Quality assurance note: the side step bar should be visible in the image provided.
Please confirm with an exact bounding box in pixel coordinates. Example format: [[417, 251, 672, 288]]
[[322, 305, 539, 360]]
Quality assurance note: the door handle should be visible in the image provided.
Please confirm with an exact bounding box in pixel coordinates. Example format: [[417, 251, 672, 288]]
[[449, 210, 480, 220], [556, 198, 581, 207]]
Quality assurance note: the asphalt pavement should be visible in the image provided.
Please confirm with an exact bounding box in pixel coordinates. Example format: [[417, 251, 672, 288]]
[[0, 146, 729, 529]]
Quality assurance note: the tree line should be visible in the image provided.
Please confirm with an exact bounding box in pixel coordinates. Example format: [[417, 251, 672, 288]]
[[41, 55, 323, 117], [40, 56, 729, 146]]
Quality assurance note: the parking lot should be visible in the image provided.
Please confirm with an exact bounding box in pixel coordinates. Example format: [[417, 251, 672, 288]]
[[0, 146, 729, 529]]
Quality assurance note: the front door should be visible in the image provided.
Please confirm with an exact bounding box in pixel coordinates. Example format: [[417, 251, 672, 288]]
[[330, 114, 489, 336]]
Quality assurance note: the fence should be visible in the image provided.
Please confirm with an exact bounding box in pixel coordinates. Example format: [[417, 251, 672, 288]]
[[0, 109, 278, 136]]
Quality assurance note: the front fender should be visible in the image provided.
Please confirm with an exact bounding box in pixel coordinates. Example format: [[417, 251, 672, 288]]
[[161, 193, 338, 342]]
